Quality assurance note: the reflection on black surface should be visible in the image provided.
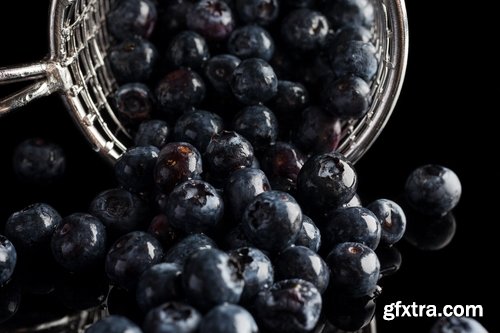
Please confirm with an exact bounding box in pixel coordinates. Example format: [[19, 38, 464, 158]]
[[404, 210, 456, 251], [376, 246, 402, 278], [0, 282, 21, 324], [324, 292, 377, 332]]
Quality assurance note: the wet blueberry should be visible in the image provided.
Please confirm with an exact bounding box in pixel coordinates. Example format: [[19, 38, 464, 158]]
[[242, 190, 302, 253], [174, 109, 224, 153], [114, 83, 154, 125], [155, 68, 206, 117], [405, 165, 462, 216], [295, 215, 321, 252], [0, 235, 17, 286], [157, 0, 193, 38], [235, 0, 279, 25], [204, 130, 255, 181], [229, 247, 274, 303], [295, 106, 342, 154], [154, 142, 203, 194], [232, 105, 278, 152], [224, 168, 270, 220], [165, 179, 224, 233], [366, 199, 407, 245], [275, 246, 330, 294], [107, 0, 157, 40], [114, 146, 159, 193], [147, 213, 181, 248], [329, 41, 378, 82], [5, 203, 62, 253], [404, 210, 457, 251], [199, 304, 259, 333], [187, 0, 235, 41], [143, 302, 201, 333], [12, 138, 66, 185], [109, 38, 158, 83], [204, 54, 241, 95], [230, 58, 278, 105], [136, 263, 182, 313], [134, 119, 170, 148], [255, 278, 322, 333], [322, 206, 381, 251], [320, 0, 375, 29], [224, 225, 254, 250], [326, 242, 380, 297], [281, 9, 329, 51], [182, 248, 244, 311], [86, 315, 143, 333], [329, 25, 373, 49], [105, 231, 164, 290], [163, 233, 217, 266], [227, 25, 275, 61], [89, 188, 151, 235], [297, 152, 358, 215], [167, 31, 210, 69], [430, 317, 489, 333], [51, 213, 107, 272], [321, 75, 371, 120], [270, 80, 310, 123]]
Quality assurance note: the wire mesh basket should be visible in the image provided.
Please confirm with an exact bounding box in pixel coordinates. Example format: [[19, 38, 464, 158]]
[[0, 0, 408, 165]]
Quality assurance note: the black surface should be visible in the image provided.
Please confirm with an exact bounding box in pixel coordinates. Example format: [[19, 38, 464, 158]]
[[0, 1, 496, 332]]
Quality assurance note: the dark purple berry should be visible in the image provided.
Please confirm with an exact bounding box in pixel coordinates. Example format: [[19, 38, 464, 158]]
[[227, 25, 275, 61], [295, 215, 321, 252], [281, 9, 329, 51], [329, 40, 378, 82], [320, 0, 375, 29], [271, 80, 310, 120], [204, 54, 241, 95], [143, 302, 202, 333], [367, 199, 407, 245], [109, 38, 158, 83], [114, 83, 154, 125], [114, 146, 159, 193], [134, 119, 170, 148], [163, 233, 217, 266], [147, 213, 180, 248], [235, 0, 279, 25], [136, 263, 182, 312], [187, 0, 235, 41], [107, 0, 157, 40], [321, 75, 371, 120], [230, 58, 278, 105], [232, 105, 278, 151], [295, 106, 342, 154], [199, 304, 258, 333], [174, 109, 224, 153], [167, 31, 210, 69]]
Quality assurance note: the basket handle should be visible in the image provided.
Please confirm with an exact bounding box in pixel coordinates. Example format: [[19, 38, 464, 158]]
[[0, 61, 62, 116]]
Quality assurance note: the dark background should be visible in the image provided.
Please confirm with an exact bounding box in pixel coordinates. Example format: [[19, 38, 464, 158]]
[[0, 1, 495, 332]]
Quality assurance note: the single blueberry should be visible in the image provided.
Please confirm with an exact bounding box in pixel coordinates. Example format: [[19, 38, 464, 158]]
[[295, 215, 321, 252], [281, 9, 329, 51], [0, 235, 17, 286], [235, 0, 279, 25], [230, 58, 278, 105], [270, 80, 310, 122], [51, 213, 107, 272], [114, 83, 154, 126], [204, 54, 241, 96], [86, 315, 143, 333], [186, 0, 235, 41], [156, 0, 193, 38], [232, 105, 278, 152], [199, 304, 259, 333], [182, 248, 244, 311], [295, 106, 342, 154], [366, 199, 407, 245], [147, 213, 181, 248], [105, 231, 164, 290], [329, 25, 373, 49], [107, 0, 157, 40], [134, 120, 170, 148], [163, 233, 217, 266], [167, 31, 210, 69], [114, 146, 159, 193], [136, 263, 182, 313], [320, 0, 375, 29], [109, 38, 158, 83], [321, 75, 371, 120], [329, 40, 378, 82], [143, 302, 202, 333], [174, 109, 224, 153], [227, 25, 275, 61], [430, 317, 489, 333]]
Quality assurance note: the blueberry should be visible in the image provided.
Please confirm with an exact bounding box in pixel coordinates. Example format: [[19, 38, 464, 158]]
[[114, 83, 154, 125], [114, 146, 159, 193], [405, 164, 462, 216], [147, 213, 181, 248], [157, 0, 193, 38], [199, 304, 259, 333], [326, 242, 380, 297], [204, 54, 241, 95], [136, 263, 182, 313], [109, 38, 158, 83], [154, 142, 203, 194], [322, 206, 381, 251], [281, 9, 329, 51], [295, 106, 342, 154], [107, 0, 157, 40], [255, 278, 322, 333], [165, 179, 224, 233], [5, 203, 62, 253], [320, 0, 375, 29], [321, 75, 371, 120], [329, 41, 378, 82], [12, 138, 66, 184], [228, 25, 275, 61], [182, 248, 244, 311], [404, 210, 457, 251], [297, 152, 358, 215], [0, 235, 17, 286], [89, 188, 151, 235], [224, 168, 270, 220], [275, 246, 330, 294], [259, 141, 305, 193], [86, 315, 143, 333], [174, 109, 224, 153], [105, 231, 164, 290], [366, 199, 407, 245], [329, 25, 373, 48], [163, 233, 217, 266], [51, 213, 107, 272], [270, 80, 310, 122], [204, 130, 255, 181], [229, 247, 274, 302], [155, 68, 206, 117], [430, 317, 489, 333], [143, 302, 202, 333], [230, 58, 278, 105], [235, 0, 279, 25], [187, 0, 235, 41], [232, 105, 278, 151], [242, 190, 302, 253], [134, 120, 170, 148], [295, 215, 321, 252], [167, 31, 210, 69]]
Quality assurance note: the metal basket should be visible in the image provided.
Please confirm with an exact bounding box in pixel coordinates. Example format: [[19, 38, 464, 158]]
[[0, 0, 408, 165]]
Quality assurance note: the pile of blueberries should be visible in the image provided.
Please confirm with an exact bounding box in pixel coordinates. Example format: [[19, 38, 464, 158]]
[[0, 0, 464, 332]]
